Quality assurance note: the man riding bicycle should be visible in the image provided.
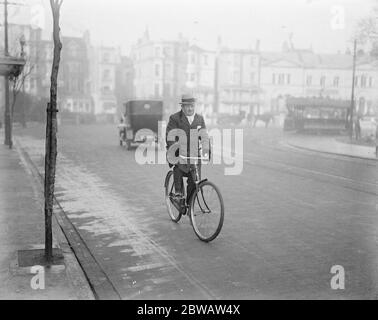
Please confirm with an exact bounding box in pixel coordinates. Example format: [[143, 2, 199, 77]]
[[166, 94, 210, 212]]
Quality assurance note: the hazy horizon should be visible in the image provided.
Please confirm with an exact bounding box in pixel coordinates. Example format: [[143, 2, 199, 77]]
[[5, 0, 377, 55]]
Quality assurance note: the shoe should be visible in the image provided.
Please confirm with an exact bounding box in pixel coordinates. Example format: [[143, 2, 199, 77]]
[[180, 204, 188, 216], [171, 193, 186, 214]]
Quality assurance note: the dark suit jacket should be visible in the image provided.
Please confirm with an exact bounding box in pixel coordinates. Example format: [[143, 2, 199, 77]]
[[166, 110, 209, 171]]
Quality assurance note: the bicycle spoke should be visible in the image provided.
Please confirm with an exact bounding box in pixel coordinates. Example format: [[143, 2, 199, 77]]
[[165, 171, 182, 222], [191, 182, 224, 242]]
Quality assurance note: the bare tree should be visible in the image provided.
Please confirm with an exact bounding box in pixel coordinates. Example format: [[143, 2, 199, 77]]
[[355, 3, 378, 55], [44, 0, 63, 262]]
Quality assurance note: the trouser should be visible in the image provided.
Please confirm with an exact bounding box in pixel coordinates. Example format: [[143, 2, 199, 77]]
[[173, 165, 201, 203]]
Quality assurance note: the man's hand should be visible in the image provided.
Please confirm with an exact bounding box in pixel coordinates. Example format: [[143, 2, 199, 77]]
[[202, 149, 210, 160]]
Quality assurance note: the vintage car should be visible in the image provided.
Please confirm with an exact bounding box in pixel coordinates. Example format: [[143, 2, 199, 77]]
[[120, 99, 164, 150]]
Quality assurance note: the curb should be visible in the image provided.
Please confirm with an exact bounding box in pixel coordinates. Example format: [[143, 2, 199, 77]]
[[14, 139, 96, 300], [15, 138, 121, 300], [287, 141, 378, 162]]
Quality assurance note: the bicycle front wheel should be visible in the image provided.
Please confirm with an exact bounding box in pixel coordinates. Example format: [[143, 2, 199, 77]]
[[165, 170, 182, 223], [189, 181, 224, 242]]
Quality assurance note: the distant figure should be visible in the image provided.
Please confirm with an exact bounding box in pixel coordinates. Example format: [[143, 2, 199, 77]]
[[253, 112, 274, 128], [355, 117, 361, 140], [118, 118, 127, 141]]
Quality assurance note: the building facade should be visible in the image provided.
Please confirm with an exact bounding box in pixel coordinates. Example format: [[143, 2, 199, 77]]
[[89, 44, 121, 121], [260, 49, 378, 119], [131, 31, 189, 118], [185, 45, 216, 120], [216, 48, 261, 116], [58, 35, 92, 114], [115, 55, 135, 116]]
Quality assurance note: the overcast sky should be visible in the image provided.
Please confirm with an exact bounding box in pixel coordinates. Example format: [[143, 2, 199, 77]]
[[8, 0, 377, 55]]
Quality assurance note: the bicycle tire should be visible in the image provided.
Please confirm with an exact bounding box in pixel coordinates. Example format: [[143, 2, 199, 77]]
[[189, 180, 224, 242], [164, 170, 182, 223]]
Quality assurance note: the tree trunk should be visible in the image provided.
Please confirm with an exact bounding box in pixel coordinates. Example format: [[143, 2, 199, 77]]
[[44, 0, 63, 262]]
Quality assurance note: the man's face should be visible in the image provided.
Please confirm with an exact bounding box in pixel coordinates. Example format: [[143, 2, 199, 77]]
[[182, 103, 195, 116]]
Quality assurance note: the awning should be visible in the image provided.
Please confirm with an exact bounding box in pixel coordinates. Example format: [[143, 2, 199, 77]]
[[0, 55, 26, 77]]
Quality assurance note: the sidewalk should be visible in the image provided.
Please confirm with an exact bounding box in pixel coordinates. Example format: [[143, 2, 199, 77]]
[[0, 131, 94, 300], [286, 134, 378, 161]]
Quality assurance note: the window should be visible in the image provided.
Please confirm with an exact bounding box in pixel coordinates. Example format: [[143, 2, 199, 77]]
[[320, 76, 326, 87], [165, 64, 171, 78], [102, 53, 110, 63], [190, 73, 195, 82], [369, 77, 373, 87], [102, 69, 110, 80], [154, 83, 160, 97], [250, 72, 255, 84], [190, 53, 195, 64], [155, 47, 161, 57], [203, 55, 208, 66], [233, 71, 239, 83], [278, 74, 285, 85], [69, 43, 79, 58], [333, 76, 339, 87], [361, 75, 367, 88], [155, 64, 160, 77], [164, 83, 170, 96], [355, 76, 358, 87], [233, 54, 239, 66], [286, 74, 291, 85], [306, 75, 312, 86]]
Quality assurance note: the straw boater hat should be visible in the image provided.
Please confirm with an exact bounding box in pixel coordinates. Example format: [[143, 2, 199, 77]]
[[179, 93, 196, 105]]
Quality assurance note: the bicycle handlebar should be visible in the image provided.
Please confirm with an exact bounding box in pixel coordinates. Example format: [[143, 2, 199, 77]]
[[179, 155, 209, 161]]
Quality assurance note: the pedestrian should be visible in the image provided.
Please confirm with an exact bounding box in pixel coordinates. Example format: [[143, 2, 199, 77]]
[[118, 117, 127, 143]]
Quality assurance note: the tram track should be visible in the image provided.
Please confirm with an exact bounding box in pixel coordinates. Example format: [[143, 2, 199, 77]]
[[213, 142, 377, 196]]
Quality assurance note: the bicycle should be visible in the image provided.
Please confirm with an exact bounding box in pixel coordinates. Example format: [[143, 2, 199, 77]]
[[164, 154, 224, 242]]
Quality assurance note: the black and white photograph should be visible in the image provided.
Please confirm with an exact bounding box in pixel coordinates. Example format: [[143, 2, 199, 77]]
[[0, 0, 377, 305]]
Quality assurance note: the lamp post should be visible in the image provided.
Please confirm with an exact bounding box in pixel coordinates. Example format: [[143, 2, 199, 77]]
[[3, 0, 11, 147], [19, 35, 26, 127], [350, 39, 357, 139]]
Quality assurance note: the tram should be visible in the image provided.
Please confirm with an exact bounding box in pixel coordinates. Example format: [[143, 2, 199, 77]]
[[284, 97, 350, 134]]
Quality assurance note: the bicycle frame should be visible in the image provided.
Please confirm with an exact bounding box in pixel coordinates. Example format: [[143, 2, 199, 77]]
[[165, 153, 224, 242], [178, 155, 211, 213]]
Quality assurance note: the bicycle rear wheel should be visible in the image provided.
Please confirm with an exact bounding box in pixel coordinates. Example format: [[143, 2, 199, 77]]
[[164, 170, 182, 223], [189, 181, 224, 242]]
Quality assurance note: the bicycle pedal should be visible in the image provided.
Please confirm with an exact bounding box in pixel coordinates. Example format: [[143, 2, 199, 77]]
[[180, 206, 187, 215]]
